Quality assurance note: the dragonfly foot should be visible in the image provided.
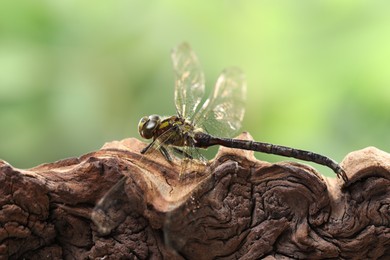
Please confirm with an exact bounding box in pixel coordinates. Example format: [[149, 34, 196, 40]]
[[140, 142, 153, 154]]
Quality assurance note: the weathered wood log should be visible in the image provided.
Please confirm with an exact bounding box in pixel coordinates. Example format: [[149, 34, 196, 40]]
[[0, 133, 389, 259]]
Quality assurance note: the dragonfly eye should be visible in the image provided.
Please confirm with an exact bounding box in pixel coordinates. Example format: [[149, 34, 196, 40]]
[[138, 115, 161, 139]]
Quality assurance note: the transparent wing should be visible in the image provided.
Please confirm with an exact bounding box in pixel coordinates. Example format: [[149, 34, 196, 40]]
[[172, 42, 205, 119], [142, 127, 178, 157], [143, 127, 207, 168], [92, 177, 128, 235], [193, 67, 246, 137]]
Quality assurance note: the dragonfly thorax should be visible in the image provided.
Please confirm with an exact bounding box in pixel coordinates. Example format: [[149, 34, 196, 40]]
[[138, 115, 199, 145]]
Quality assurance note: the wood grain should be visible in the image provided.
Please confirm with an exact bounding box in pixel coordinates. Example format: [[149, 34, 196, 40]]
[[0, 135, 389, 259]]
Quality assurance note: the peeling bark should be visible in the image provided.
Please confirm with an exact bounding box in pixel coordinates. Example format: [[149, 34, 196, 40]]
[[0, 134, 389, 259]]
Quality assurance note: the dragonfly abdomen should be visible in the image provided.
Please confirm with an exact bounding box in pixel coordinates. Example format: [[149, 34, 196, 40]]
[[195, 133, 347, 181]]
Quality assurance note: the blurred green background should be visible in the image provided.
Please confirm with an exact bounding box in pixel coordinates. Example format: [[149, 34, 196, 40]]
[[1, 1, 389, 176]]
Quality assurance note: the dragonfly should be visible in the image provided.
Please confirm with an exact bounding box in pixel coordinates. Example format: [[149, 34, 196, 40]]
[[137, 42, 348, 182], [92, 42, 348, 235]]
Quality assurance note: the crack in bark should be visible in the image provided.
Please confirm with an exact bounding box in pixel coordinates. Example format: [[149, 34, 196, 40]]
[[0, 138, 389, 259]]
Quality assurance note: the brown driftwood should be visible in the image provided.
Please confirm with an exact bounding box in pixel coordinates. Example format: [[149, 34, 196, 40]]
[[0, 133, 389, 259]]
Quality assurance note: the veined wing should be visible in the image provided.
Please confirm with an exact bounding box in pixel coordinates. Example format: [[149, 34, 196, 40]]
[[92, 177, 128, 235], [172, 42, 205, 119], [92, 130, 178, 235], [193, 67, 246, 137], [142, 124, 207, 172]]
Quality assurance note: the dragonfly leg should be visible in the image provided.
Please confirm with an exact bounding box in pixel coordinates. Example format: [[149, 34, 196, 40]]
[[159, 146, 174, 162], [140, 141, 174, 163], [173, 147, 193, 159], [140, 142, 154, 154]]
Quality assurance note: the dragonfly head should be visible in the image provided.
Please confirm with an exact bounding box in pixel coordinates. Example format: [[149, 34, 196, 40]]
[[138, 115, 161, 139]]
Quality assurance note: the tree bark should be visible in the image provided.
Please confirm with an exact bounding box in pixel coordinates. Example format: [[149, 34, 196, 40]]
[[0, 134, 389, 259]]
